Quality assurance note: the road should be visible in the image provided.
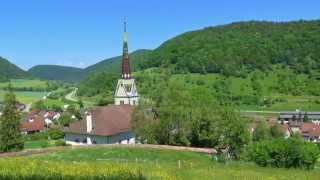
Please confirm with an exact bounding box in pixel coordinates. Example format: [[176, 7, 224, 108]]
[[65, 88, 78, 102], [241, 110, 280, 114]]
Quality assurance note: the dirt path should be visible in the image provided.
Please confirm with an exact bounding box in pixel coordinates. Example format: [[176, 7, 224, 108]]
[[0, 144, 216, 157]]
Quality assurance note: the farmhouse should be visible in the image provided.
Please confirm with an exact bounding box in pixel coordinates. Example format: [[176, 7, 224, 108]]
[[21, 110, 46, 134], [64, 105, 135, 145], [64, 20, 138, 145]]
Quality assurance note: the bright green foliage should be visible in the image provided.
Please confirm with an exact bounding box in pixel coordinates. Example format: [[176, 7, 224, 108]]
[[144, 20, 320, 77], [253, 121, 270, 142], [0, 83, 24, 152], [133, 75, 250, 159], [270, 123, 284, 138], [247, 138, 320, 169], [57, 113, 74, 126], [47, 128, 65, 140]]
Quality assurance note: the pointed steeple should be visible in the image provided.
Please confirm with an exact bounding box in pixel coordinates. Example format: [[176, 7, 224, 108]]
[[122, 18, 130, 79]]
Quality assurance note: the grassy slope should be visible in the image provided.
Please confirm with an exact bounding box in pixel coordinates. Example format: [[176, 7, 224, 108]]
[[3, 147, 314, 179], [134, 68, 320, 112]]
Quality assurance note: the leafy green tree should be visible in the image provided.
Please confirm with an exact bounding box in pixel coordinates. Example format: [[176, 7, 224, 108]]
[[270, 123, 284, 138], [57, 113, 74, 126], [0, 83, 24, 152], [247, 138, 320, 169], [253, 121, 270, 141], [47, 128, 65, 140]]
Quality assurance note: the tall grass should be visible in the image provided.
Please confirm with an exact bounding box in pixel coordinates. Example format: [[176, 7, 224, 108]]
[[0, 158, 146, 180]]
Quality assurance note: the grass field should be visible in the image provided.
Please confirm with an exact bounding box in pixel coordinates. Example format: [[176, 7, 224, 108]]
[[1, 146, 319, 179], [0, 79, 48, 104], [24, 140, 60, 149], [0, 89, 45, 104], [0, 79, 48, 89]]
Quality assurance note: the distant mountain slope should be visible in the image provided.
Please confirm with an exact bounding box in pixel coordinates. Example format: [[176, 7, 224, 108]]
[[83, 49, 152, 76], [28, 49, 152, 82], [145, 20, 320, 76], [28, 65, 83, 82], [0, 57, 31, 80]]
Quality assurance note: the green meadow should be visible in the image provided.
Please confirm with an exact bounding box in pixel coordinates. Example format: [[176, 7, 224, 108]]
[[0, 79, 47, 104], [0, 146, 318, 179]]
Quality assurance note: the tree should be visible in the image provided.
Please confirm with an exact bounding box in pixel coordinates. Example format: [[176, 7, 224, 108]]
[[0, 83, 24, 152], [47, 128, 65, 140], [270, 123, 284, 138], [32, 100, 46, 110], [253, 121, 270, 141], [78, 99, 84, 109], [57, 113, 74, 126]]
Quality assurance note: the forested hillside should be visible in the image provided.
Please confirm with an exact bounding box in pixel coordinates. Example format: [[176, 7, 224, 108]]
[[28, 49, 151, 82], [0, 57, 31, 81], [143, 20, 320, 77], [29, 65, 83, 82], [83, 49, 151, 75]]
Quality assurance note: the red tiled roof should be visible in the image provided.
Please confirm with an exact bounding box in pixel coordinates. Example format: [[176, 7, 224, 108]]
[[301, 122, 320, 137], [21, 115, 45, 132], [65, 105, 134, 136]]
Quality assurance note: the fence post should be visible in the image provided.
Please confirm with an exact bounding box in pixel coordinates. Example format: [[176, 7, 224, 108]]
[[178, 160, 181, 169]]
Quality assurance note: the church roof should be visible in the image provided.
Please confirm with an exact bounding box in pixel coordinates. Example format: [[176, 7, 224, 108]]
[[64, 105, 134, 136]]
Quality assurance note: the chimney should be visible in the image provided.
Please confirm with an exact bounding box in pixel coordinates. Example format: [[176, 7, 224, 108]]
[[86, 111, 93, 133]]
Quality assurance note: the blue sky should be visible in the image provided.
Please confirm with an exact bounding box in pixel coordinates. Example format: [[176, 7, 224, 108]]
[[0, 0, 319, 70]]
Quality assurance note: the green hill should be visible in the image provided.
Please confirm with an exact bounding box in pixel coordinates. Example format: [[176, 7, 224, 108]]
[[0, 57, 31, 80], [28, 65, 83, 82], [28, 49, 152, 82], [83, 49, 151, 76], [144, 20, 320, 76]]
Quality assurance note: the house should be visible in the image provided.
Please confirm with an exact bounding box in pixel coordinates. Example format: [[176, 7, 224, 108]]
[[279, 111, 320, 123], [21, 110, 46, 134], [44, 111, 61, 126], [64, 105, 135, 145], [280, 121, 320, 142]]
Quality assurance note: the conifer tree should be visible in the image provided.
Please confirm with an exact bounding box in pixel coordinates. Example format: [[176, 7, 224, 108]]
[[0, 82, 24, 152]]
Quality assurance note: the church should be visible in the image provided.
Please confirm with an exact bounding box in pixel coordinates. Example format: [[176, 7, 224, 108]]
[[64, 21, 139, 145]]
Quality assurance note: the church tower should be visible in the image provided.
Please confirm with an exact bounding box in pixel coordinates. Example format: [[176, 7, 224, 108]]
[[114, 20, 139, 105]]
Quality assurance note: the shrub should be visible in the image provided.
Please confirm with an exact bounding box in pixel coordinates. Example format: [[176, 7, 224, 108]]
[[54, 139, 66, 146], [246, 138, 320, 169], [48, 128, 65, 140]]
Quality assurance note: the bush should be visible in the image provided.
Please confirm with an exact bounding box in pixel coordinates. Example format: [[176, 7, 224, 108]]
[[40, 141, 49, 148], [54, 139, 66, 146], [246, 138, 320, 169], [48, 128, 65, 140]]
